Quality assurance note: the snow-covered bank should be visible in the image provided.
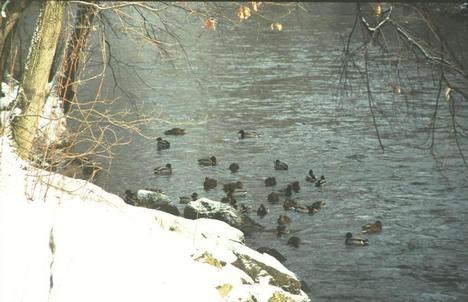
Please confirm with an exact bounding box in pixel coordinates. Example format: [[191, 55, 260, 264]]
[[0, 135, 310, 301]]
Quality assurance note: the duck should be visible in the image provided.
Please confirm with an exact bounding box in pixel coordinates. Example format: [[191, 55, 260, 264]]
[[307, 201, 325, 214], [294, 204, 309, 214], [345, 232, 369, 246], [198, 156, 217, 166], [153, 163, 172, 175], [229, 163, 240, 173], [305, 169, 317, 183], [274, 159, 288, 170], [124, 189, 138, 205], [264, 177, 277, 187], [277, 214, 291, 225], [164, 127, 185, 135], [203, 177, 217, 190], [267, 192, 280, 203], [228, 188, 248, 198], [291, 181, 300, 193], [257, 204, 269, 218], [287, 236, 301, 248], [179, 192, 198, 204], [361, 220, 382, 234], [239, 204, 251, 213], [223, 181, 243, 193], [315, 175, 326, 187], [283, 198, 297, 210], [279, 184, 293, 197], [238, 129, 258, 139], [156, 137, 170, 150]]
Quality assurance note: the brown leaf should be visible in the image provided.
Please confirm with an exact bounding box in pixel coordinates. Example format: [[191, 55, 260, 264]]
[[238, 5, 251, 21], [203, 18, 217, 30], [270, 22, 283, 32], [251, 1, 261, 12], [375, 4, 382, 17], [444, 87, 452, 101]]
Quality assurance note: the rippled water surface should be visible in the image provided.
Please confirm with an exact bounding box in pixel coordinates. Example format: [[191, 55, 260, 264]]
[[90, 4, 468, 301]]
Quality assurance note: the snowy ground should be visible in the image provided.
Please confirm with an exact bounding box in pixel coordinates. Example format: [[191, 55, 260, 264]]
[[0, 85, 310, 302]]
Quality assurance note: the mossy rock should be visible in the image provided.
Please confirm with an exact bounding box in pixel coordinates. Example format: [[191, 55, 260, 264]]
[[194, 251, 226, 269], [232, 253, 301, 295], [268, 291, 295, 302]]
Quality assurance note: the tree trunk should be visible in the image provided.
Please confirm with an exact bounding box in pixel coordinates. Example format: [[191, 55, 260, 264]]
[[56, 2, 97, 113], [12, 1, 66, 160], [0, 0, 33, 93]]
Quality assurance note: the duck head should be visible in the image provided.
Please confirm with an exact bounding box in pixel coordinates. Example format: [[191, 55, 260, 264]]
[[210, 156, 217, 163], [345, 232, 353, 239], [166, 163, 172, 168]]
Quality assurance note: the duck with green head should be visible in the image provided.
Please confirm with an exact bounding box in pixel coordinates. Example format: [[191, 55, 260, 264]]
[[238, 129, 258, 139], [306, 169, 317, 183], [153, 163, 172, 175], [157, 137, 170, 150], [274, 159, 288, 170], [198, 156, 217, 166], [345, 232, 369, 246]]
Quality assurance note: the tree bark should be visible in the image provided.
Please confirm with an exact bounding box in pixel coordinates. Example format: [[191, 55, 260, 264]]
[[12, 0, 66, 160], [57, 2, 97, 113]]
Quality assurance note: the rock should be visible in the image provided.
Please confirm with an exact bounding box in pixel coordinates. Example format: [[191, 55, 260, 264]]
[[135, 189, 180, 216], [232, 253, 302, 295], [183, 198, 264, 234], [257, 247, 287, 263]]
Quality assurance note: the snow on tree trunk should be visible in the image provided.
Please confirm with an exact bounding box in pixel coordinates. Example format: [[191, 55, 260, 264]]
[[12, 1, 65, 160]]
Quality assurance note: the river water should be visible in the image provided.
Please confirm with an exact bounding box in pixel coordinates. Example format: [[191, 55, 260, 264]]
[[86, 3, 468, 301]]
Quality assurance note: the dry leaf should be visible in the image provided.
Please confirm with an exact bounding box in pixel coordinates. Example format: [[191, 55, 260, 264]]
[[393, 85, 401, 95], [375, 4, 382, 16], [444, 87, 452, 101], [217, 284, 233, 298], [203, 18, 217, 30], [238, 5, 251, 21], [270, 22, 283, 32]]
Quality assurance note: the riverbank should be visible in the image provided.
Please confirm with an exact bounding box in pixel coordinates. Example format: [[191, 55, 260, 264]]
[[0, 96, 310, 301]]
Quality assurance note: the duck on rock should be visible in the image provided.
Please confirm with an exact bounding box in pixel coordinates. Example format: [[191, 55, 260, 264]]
[[274, 159, 288, 170], [345, 232, 369, 246], [198, 156, 217, 166], [306, 169, 317, 183], [238, 129, 258, 139], [164, 128, 185, 135], [361, 220, 382, 234], [153, 163, 172, 175], [156, 137, 170, 151]]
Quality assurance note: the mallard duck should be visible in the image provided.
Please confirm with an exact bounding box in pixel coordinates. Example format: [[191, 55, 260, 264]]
[[291, 181, 300, 193], [238, 129, 258, 139], [283, 198, 297, 210], [179, 192, 198, 204], [287, 236, 301, 248], [203, 177, 217, 190], [307, 201, 325, 214], [305, 169, 317, 183], [268, 192, 280, 203], [156, 137, 170, 150], [264, 177, 277, 187], [164, 127, 185, 135], [294, 204, 309, 214], [315, 175, 326, 187], [274, 159, 288, 170], [198, 156, 217, 166], [124, 189, 138, 205], [361, 220, 382, 234], [257, 204, 269, 217], [153, 163, 172, 175], [229, 163, 240, 173], [345, 232, 369, 246], [277, 214, 291, 225], [223, 181, 243, 193], [279, 184, 293, 197]]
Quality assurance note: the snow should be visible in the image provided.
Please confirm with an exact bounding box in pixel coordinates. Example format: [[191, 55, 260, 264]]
[[1, 87, 310, 302]]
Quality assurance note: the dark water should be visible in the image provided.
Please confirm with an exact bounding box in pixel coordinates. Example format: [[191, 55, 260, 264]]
[[89, 4, 468, 301]]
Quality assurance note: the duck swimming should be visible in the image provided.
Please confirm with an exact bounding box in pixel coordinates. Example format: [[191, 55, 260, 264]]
[[264, 177, 277, 186], [153, 163, 172, 175], [228, 188, 248, 198], [257, 204, 269, 218], [238, 129, 258, 139], [315, 175, 326, 187], [223, 181, 243, 193], [157, 137, 170, 150], [276, 224, 289, 237], [274, 159, 288, 170], [291, 181, 300, 193], [229, 163, 240, 173], [203, 177, 217, 190], [287, 236, 301, 248], [345, 232, 369, 246], [279, 184, 293, 197], [268, 192, 280, 203], [361, 220, 382, 234], [307, 201, 325, 214], [283, 198, 297, 210], [305, 169, 317, 183], [198, 156, 217, 166], [164, 127, 185, 135], [277, 214, 291, 225]]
